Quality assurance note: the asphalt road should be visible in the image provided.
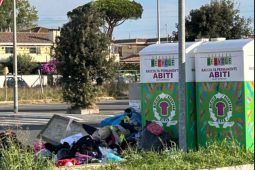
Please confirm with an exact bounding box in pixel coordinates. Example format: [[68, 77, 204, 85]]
[[0, 100, 129, 145], [0, 100, 129, 114]]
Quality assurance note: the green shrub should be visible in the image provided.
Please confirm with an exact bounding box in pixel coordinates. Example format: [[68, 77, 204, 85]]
[[6, 54, 39, 75]]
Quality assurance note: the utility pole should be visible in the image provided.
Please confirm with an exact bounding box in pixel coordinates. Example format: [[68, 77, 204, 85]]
[[157, 0, 160, 44], [165, 24, 168, 42], [13, 0, 18, 113], [178, 0, 186, 150]]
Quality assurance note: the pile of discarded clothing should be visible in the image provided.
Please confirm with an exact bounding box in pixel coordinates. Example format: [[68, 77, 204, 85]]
[[34, 107, 143, 167], [1, 107, 176, 168], [35, 134, 124, 167]]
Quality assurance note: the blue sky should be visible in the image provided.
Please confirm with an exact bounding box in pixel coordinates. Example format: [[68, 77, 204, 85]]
[[29, 0, 254, 40]]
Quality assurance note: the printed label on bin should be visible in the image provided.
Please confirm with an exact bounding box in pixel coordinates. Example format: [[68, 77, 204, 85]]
[[140, 55, 179, 83], [208, 92, 234, 128], [195, 52, 244, 82], [153, 93, 178, 127]]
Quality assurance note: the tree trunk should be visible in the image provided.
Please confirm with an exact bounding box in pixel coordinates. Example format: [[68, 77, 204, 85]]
[[107, 26, 114, 40]]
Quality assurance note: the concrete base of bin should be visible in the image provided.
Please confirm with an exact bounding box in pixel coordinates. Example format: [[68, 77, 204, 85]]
[[129, 83, 141, 111], [129, 83, 140, 100], [67, 107, 100, 115]]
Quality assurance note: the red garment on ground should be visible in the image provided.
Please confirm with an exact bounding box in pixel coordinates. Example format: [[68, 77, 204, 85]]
[[56, 158, 81, 167], [146, 122, 163, 136]]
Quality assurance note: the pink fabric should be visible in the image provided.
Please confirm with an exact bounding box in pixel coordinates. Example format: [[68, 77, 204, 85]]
[[146, 122, 164, 136], [33, 142, 45, 154], [75, 152, 92, 163]]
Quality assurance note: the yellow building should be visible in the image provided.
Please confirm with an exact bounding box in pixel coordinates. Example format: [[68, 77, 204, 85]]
[[112, 37, 171, 63], [0, 28, 59, 63]]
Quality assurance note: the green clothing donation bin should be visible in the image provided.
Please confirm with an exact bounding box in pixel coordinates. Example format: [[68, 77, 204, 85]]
[[139, 42, 202, 149], [195, 39, 254, 151]]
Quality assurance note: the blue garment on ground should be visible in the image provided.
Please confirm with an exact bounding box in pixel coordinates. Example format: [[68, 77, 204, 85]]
[[99, 107, 141, 127]]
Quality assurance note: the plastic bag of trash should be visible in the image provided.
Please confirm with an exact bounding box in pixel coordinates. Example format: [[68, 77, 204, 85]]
[[137, 124, 171, 151], [100, 107, 141, 127], [99, 147, 124, 163]]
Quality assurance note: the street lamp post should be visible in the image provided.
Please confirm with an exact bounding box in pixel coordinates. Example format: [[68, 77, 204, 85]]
[[157, 0, 160, 44], [178, 0, 186, 150], [165, 24, 168, 42], [13, 0, 18, 113]]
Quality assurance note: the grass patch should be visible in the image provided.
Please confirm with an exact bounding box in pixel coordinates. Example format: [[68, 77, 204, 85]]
[[0, 141, 54, 170], [0, 87, 63, 102], [0, 139, 253, 170], [0, 82, 128, 102], [104, 140, 254, 170]]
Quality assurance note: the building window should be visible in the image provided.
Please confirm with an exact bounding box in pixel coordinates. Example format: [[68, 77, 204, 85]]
[[29, 47, 37, 54], [30, 47, 41, 54], [5, 47, 13, 54], [111, 46, 119, 54]]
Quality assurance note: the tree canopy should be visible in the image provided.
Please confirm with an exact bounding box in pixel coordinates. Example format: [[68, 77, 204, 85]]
[[56, 4, 117, 108], [0, 0, 38, 31], [6, 54, 38, 75], [94, 0, 143, 39], [173, 0, 253, 41]]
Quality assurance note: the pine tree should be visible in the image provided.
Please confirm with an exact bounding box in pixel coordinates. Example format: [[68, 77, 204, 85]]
[[0, 0, 38, 31], [186, 0, 252, 40], [172, 0, 252, 41], [55, 4, 116, 109], [94, 0, 143, 39]]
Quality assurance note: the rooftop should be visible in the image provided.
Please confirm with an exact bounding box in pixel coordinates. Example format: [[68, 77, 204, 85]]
[[120, 54, 140, 64], [114, 37, 172, 45], [0, 32, 52, 44]]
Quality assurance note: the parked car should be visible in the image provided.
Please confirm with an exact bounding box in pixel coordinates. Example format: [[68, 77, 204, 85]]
[[118, 76, 131, 84], [3, 77, 28, 88]]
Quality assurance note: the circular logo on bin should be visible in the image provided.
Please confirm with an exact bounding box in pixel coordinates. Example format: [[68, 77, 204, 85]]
[[153, 93, 177, 127], [208, 92, 234, 128]]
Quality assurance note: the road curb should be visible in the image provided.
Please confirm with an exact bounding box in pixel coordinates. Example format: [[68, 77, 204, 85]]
[[0, 97, 116, 105], [200, 164, 254, 170], [0, 101, 13, 104], [96, 96, 115, 101]]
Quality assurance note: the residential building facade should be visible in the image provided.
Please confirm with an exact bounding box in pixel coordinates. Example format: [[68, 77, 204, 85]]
[[0, 27, 60, 63], [113, 37, 170, 64]]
